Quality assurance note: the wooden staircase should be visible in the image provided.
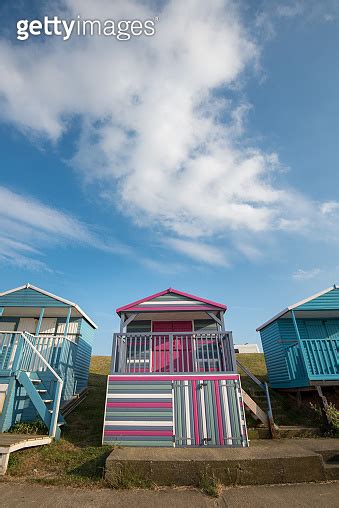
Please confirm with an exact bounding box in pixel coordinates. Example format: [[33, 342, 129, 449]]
[[0, 332, 64, 441], [237, 360, 276, 437], [15, 371, 64, 440]]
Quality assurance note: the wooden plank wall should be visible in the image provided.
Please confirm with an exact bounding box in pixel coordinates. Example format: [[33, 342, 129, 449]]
[[103, 374, 248, 447]]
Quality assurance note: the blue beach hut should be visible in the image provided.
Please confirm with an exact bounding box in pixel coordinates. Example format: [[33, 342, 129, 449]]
[[0, 283, 97, 439], [257, 286, 339, 391]]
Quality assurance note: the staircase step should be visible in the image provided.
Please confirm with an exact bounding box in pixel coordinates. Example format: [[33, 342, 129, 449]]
[[37, 389, 47, 394], [30, 379, 42, 384], [43, 400, 53, 404], [324, 463, 339, 480]]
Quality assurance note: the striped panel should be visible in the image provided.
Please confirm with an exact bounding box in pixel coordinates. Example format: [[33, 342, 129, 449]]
[[104, 375, 248, 448], [103, 379, 173, 447], [174, 378, 247, 447]]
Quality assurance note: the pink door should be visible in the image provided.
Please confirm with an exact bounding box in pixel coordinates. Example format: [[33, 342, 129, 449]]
[[152, 321, 193, 372]]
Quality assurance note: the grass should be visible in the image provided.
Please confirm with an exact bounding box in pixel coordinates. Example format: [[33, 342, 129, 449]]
[[5, 356, 113, 488], [237, 353, 321, 427], [3, 354, 320, 489], [198, 472, 222, 497]]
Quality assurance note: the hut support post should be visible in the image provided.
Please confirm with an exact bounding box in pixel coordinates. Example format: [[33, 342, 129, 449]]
[[120, 313, 137, 333], [64, 307, 71, 337], [291, 310, 309, 377], [35, 307, 45, 336]]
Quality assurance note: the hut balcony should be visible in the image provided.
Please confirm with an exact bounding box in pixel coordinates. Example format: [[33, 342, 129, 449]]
[[284, 334, 338, 383], [111, 331, 236, 374]]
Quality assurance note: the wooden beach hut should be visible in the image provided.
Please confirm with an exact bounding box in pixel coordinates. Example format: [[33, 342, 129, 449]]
[[103, 288, 248, 447], [0, 283, 97, 440], [257, 286, 339, 398]]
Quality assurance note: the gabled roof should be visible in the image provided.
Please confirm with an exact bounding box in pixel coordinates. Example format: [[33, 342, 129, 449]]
[[0, 283, 97, 329], [256, 285, 337, 332], [116, 288, 227, 315]]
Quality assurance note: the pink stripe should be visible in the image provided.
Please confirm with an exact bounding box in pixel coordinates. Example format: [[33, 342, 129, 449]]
[[104, 430, 172, 436], [109, 375, 239, 382], [107, 402, 172, 408], [214, 381, 224, 446], [192, 380, 200, 446]]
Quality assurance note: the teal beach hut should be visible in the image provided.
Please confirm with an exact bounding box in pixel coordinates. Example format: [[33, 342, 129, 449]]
[[257, 286, 339, 390], [0, 283, 97, 439]]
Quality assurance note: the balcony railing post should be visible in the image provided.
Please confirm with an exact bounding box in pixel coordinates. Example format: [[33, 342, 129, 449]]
[[226, 331, 236, 372], [11, 333, 24, 372], [169, 333, 174, 373]]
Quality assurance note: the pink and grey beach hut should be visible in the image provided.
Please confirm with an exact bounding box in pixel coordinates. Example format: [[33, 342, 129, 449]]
[[103, 288, 248, 447]]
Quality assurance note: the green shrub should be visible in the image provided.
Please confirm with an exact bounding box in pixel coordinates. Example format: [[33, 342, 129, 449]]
[[7, 419, 48, 435], [310, 402, 339, 435]]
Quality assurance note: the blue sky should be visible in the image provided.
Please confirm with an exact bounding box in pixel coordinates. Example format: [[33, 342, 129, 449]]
[[0, 1, 339, 354]]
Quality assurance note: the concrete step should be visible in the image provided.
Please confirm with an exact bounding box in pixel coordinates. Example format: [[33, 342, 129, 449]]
[[105, 440, 339, 488], [324, 463, 339, 480]]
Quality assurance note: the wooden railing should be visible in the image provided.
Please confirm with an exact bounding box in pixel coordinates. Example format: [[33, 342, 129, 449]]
[[0, 331, 77, 372], [0, 332, 64, 438], [285, 337, 338, 380], [111, 332, 236, 374]]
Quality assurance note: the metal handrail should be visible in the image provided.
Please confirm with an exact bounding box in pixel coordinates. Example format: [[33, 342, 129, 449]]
[[236, 359, 276, 438]]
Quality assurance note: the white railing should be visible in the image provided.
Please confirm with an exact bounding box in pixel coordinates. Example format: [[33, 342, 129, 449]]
[[0, 331, 64, 438], [21, 333, 63, 438]]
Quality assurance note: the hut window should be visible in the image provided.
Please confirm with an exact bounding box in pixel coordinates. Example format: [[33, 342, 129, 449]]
[[194, 319, 218, 332], [126, 320, 151, 333]]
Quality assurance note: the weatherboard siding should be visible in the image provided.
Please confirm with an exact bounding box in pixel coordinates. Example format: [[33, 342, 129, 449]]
[[103, 379, 173, 446], [296, 288, 339, 310], [74, 319, 95, 392], [259, 321, 290, 386], [0, 288, 68, 307], [103, 374, 247, 447]]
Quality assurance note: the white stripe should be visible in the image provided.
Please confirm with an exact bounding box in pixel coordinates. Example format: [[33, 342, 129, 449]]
[[184, 380, 191, 444], [105, 420, 171, 426], [236, 382, 248, 447], [200, 381, 207, 442], [107, 393, 172, 399], [221, 380, 232, 445]]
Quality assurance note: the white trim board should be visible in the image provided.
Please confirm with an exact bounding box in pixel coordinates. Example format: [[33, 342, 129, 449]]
[[0, 283, 97, 329]]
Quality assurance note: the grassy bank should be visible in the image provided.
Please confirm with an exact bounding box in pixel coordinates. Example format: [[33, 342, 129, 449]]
[[5, 356, 112, 488]]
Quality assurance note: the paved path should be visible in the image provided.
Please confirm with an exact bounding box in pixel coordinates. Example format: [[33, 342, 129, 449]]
[[0, 481, 338, 507]]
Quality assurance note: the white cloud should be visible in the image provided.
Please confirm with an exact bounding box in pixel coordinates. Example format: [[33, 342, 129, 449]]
[[292, 268, 322, 280], [165, 238, 229, 267], [0, 0, 338, 266], [320, 201, 339, 215], [0, 185, 127, 270]]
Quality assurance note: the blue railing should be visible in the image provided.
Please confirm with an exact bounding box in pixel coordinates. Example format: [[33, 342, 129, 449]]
[[286, 337, 338, 380]]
